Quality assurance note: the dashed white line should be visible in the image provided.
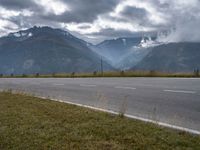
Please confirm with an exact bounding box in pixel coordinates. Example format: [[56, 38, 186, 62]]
[[115, 86, 136, 90], [31, 83, 40, 85], [53, 83, 65, 86], [164, 90, 196, 94], [80, 84, 97, 87]]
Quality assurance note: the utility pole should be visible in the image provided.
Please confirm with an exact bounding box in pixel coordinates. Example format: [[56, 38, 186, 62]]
[[101, 57, 104, 76]]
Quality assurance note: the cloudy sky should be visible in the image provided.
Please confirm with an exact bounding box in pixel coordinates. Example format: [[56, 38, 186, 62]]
[[0, 0, 200, 43]]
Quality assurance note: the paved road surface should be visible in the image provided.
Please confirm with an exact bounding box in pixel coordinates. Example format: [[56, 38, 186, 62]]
[[0, 78, 200, 132]]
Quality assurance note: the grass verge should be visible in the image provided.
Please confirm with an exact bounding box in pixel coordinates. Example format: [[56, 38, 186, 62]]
[[0, 92, 200, 150], [1, 70, 200, 78]]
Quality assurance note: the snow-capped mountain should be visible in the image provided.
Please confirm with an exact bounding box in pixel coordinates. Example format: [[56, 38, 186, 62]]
[[91, 36, 156, 69], [0, 26, 113, 75]]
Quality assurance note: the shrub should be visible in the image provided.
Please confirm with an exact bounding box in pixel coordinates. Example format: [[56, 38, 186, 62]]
[[22, 74, 27, 77], [149, 70, 156, 77], [52, 73, 56, 77], [93, 71, 97, 76], [71, 72, 75, 77], [120, 70, 125, 76], [194, 69, 199, 77], [35, 73, 40, 77]]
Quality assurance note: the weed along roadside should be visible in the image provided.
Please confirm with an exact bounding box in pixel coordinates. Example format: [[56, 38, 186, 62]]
[[0, 91, 200, 150]]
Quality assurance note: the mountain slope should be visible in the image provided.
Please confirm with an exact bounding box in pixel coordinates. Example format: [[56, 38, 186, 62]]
[[91, 37, 156, 69], [116, 47, 152, 70], [92, 37, 142, 63], [133, 43, 200, 72], [0, 26, 113, 75]]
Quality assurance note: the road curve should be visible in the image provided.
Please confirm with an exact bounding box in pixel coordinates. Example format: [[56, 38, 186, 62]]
[[0, 78, 200, 133]]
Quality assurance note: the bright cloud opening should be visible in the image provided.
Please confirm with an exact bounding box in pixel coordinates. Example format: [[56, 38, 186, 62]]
[[34, 0, 70, 15]]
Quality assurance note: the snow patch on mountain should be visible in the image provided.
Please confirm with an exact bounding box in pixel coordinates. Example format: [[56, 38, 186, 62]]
[[122, 38, 126, 46], [28, 32, 33, 37], [136, 36, 166, 49], [13, 33, 21, 37], [12, 31, 33, 38]]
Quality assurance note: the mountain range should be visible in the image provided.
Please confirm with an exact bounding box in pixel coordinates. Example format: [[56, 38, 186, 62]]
[[0, 26, 199, 75], [92, 36, 200, 72]]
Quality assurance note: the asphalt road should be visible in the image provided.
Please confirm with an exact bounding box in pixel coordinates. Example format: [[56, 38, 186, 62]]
[[0, 78, 200, 132]]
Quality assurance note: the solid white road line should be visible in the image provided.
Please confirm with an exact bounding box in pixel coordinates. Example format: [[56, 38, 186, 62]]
[[115, 86, 136, 90], [164, 89, 196, 94], [80, 84, 97, 87], [37, 96, 200, 135]]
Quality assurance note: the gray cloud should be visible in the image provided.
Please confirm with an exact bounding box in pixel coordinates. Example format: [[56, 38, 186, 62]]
[[121, 6, 147, 21], [0, 0, 36, 10], [87, 28, 156, 44], [62, 0, 120, 22], [0, 0, 200, 43], [36, 0, 120, 24]]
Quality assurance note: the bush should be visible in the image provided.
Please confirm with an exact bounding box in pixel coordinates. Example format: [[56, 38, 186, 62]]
[[120, 70, 125, 76], [52, 73, 56, 77], [22, 74, 27, 77], [35, 73, 40, 77], [149, 70, 156, 77], [71, 72, 75, 77], [194, 69, 199, 77], [93, 71, 97, 76]]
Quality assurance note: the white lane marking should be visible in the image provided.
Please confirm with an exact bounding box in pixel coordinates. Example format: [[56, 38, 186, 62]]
[[80, 84, 97, 87], [31, 83, 40, 85], [53, 83, 65, 86], [37, 96, 200, 135], [115, 86, 136, 90], [164, 90, 196, 94]]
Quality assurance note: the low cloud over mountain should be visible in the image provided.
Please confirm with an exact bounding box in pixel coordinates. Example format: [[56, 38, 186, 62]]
[[1, 0, 200, 43]]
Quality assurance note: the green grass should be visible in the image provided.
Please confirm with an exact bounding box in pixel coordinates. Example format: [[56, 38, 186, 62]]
[[0, 92, 200, 150], [1, 70, 200, 78]]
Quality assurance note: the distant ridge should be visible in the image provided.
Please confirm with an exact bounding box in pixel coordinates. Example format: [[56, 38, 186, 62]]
[[133, 43, 200, 72]]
